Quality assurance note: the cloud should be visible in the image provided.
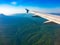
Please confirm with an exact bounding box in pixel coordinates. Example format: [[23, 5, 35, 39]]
[[0, 5, 26, 15], [0, 4, 60, 16], [11, 2, 17, 5]]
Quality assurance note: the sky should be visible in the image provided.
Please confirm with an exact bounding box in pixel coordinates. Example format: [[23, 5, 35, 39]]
[[0, 0, 60, 15]]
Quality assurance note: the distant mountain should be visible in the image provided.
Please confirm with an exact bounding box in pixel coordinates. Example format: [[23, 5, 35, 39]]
[[0, 14, 6, 17], [12, 13, 33, 15], [49, 13, 60, 15], [11, 13, 34, 17]]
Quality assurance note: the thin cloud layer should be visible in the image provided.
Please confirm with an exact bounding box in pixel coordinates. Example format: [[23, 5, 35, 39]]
[[0, 5, 60, 16]]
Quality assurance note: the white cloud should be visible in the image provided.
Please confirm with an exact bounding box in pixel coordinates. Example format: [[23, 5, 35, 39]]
[[11, 1, 17, 5], [0, 5, 26, 16], [0, 4, 60, 16]]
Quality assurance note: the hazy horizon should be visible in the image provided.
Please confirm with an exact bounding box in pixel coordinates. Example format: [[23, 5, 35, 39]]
[[0, 0, 60, 15]]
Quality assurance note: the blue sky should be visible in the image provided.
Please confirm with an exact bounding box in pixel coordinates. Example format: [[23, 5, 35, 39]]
[[0, 0, 60, 8], [0, 0, 60, 15]]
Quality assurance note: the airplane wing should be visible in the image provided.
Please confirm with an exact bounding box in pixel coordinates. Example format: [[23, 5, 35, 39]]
[[31, 11, 60, 24]]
